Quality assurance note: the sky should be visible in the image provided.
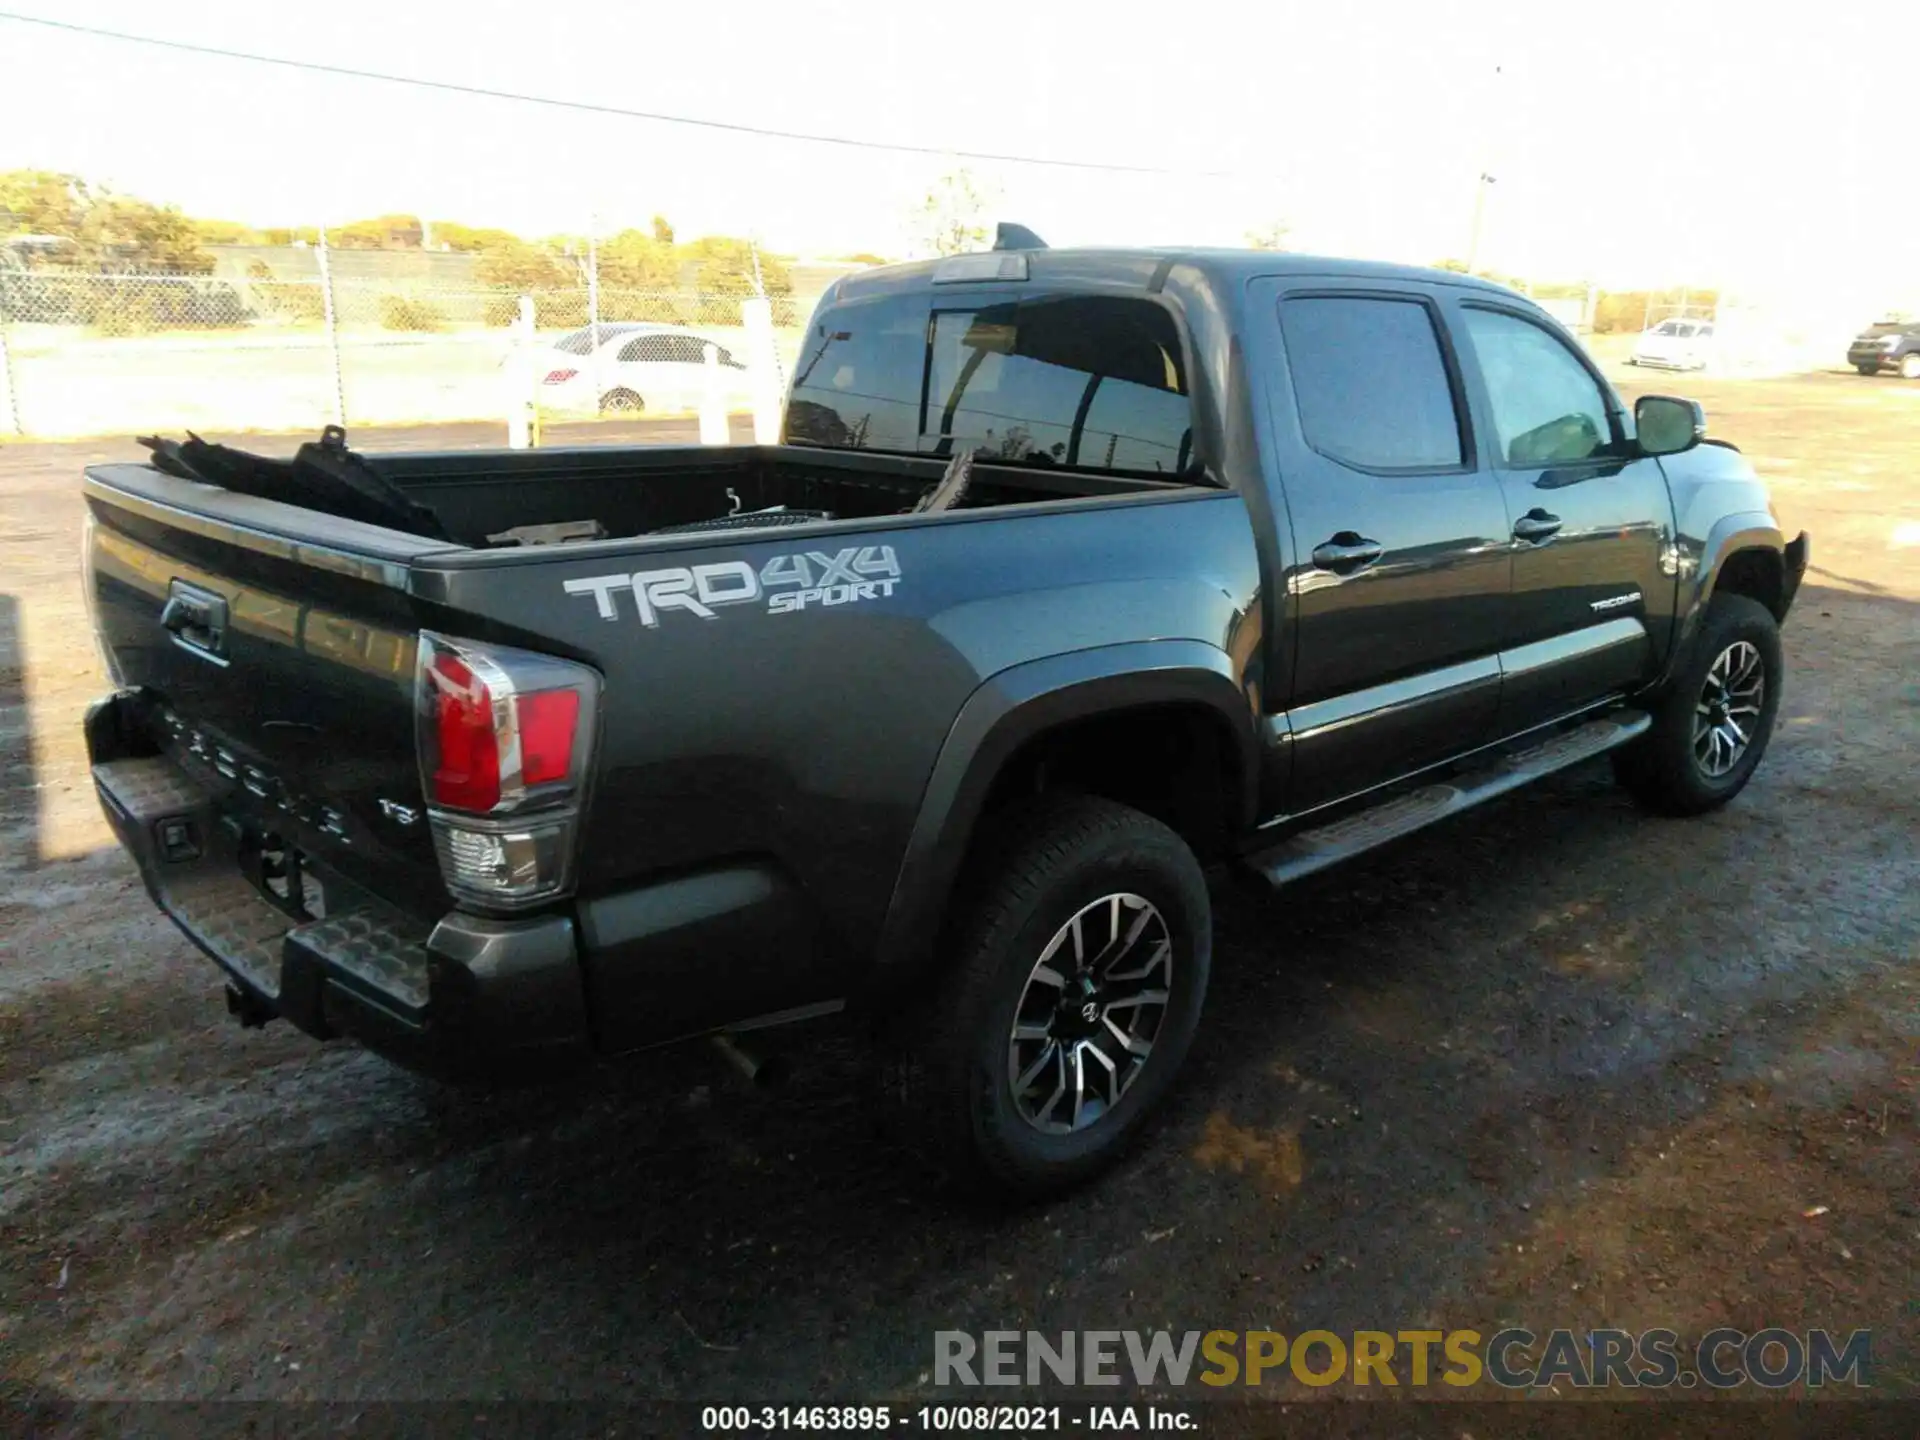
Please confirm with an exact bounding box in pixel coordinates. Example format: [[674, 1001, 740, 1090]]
[[1, 1, 1915, 300]]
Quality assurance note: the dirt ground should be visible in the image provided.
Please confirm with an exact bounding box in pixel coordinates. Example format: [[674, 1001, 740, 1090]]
[[1, 379, 1916, 1421]]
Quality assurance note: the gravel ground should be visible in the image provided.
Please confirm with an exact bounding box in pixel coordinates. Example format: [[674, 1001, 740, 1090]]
[[1, 383, 1915, 1421]]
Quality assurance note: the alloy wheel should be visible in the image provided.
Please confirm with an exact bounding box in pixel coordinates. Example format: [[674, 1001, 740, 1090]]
[[1693, 639, 1765, 778], [1007, 893, 1172, 1135]]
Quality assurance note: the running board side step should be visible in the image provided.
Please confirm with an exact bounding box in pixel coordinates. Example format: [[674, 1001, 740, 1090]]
[[1245, 711, 1651, 888]]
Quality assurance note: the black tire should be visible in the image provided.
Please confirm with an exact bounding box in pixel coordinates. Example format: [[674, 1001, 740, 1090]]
[[599, 388, 644, 413], [1613, 592, 1782, 816], [875, 796, 1211, 1201], [1855, 364, 1879, 376]]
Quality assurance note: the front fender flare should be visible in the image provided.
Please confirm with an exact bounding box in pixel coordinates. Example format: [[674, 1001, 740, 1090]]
[[871, 639, 1257, 980], [1656, 510, 1784, 690]]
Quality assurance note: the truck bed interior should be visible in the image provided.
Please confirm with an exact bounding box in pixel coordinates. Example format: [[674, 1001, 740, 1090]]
[[139, 433, 1202, 549], [381, 443, 1202, 547]]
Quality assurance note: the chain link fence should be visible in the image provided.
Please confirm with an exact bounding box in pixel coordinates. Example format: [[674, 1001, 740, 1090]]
[[0, 261, 819, 439]]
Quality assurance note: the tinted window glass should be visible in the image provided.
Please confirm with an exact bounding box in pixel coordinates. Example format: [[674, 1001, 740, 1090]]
[[928, 296, 1190, 473], [786, 294, 927, 452], [618, 334, 675, 364], [556, 329, 595, 356], [1459, 307, 1615, 466], [1279, 297, 1463, 469]]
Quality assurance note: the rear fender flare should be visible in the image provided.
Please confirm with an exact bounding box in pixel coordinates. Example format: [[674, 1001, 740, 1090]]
[[871, 639, 1257, 982]]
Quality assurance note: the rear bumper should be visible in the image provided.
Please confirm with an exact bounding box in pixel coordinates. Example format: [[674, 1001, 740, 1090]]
[[1847, 349, 1892, 370], [85, 692, 591, 1080]]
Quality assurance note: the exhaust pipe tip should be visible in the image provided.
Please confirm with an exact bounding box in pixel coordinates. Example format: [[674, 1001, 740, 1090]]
[[710, 1031, 787, 1088]]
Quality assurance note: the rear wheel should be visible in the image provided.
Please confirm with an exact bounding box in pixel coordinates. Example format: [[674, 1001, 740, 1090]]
[[1900, 353, 1920, 381], [1856, 363, 1879, 376], [599, 388, 644, 413], [1613, 592, 1782, 816], [875, 796, 1211, 1201]]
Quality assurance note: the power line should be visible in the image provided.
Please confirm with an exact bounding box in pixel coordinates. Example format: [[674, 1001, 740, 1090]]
[[0, 11, 1228, 178]]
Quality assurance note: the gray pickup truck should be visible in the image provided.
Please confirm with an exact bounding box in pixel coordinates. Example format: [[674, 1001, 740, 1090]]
[[83, 233, 1808, 1197]]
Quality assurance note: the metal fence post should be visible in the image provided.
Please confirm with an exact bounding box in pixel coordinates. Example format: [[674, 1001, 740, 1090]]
[[316, 227, 347, 428], [587, 216, 601, 403], [0, 303, 20, 436]]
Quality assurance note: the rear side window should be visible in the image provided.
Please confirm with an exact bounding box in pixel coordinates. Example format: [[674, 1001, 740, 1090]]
[[555, 329, 596, 356], [927, 296, 1191, 474], [618, 335, 674, 363], [786, 294, 927, 452], [1278, 296, 1464, 470]]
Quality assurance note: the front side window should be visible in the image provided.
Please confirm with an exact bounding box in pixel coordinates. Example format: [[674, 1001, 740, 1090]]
[[1459, 307, 1616, 466], [1277, 296, 1465, 470], [927, 297, 1192, 474]]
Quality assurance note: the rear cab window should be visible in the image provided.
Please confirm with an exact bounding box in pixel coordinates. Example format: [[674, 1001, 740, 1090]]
[[928, 297, 1192, 475], [788, 289, 1195, 477], [786, 294, 929, 453]]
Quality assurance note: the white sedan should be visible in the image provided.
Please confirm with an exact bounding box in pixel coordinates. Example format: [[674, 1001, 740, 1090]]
[[522, 323, 759, 415], [1628, 318, 1715, 371]]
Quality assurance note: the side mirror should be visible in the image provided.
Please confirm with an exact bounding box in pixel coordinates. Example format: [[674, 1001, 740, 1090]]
[[1634, 395, 1707, 457]]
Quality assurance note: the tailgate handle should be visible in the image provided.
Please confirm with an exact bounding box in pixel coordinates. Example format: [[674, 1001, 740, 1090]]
[[161, 581, 229, 664]]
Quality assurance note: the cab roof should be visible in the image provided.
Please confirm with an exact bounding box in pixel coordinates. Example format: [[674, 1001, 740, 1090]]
[[832, 247, 1526, 304]]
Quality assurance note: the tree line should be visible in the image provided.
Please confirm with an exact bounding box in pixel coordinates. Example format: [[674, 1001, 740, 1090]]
[[1, 170, 800, 296]]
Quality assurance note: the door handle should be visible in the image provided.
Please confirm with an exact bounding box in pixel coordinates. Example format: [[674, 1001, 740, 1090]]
[[1310, 533, 1385, 573], [1513, 509, 1563, 542]]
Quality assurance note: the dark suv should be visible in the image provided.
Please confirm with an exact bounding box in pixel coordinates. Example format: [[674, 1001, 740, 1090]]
[[1848, 320, 1920, 378]]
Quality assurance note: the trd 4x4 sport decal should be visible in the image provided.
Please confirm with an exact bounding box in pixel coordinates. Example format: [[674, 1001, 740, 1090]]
[[564, 545, 902, 627]]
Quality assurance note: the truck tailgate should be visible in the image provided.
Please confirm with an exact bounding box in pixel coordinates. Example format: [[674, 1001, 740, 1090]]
[[84, 463, 455, 917]]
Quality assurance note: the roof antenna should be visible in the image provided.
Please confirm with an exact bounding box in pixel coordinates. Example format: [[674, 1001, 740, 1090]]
[[993, 223, 1047, 251]]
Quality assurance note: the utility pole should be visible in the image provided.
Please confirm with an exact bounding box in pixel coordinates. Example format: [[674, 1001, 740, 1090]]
[[1465, 62, 1501, 275], [1466, 173, 1496, 275]]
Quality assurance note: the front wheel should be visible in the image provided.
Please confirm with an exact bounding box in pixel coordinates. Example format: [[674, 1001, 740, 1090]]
[[1613, 592, 1782, 816], [1901, 353, 1920, 381], [875, 796, 1211, 1200]]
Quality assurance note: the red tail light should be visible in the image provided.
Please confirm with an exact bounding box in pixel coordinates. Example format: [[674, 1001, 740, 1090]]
[[543, 368, 578, 384], [426, 649, 501, 811], [415, 633, 599, 912], [515, 689, 581, 786]]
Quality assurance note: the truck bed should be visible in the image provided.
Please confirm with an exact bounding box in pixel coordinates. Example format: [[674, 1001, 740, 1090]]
[[81, 432, 1241, 1052]]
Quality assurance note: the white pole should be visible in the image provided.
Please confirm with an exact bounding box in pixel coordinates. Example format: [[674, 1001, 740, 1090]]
[[316, 226, 346, 428], [741, 296, 781, 445], [507, 294, 536, 449], [587, 213, 601, 405], [699, 342, 728, 445]]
